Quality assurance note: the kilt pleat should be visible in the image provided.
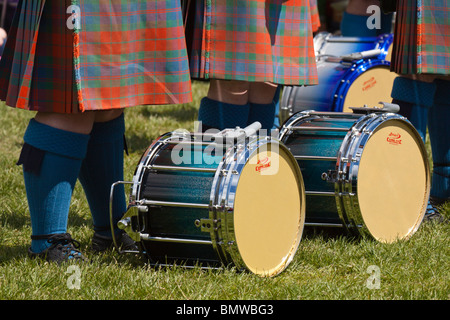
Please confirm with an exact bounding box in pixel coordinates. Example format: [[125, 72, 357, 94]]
[[0, 0, 193, 113], [391, 0, 449, 75], [309, 0, 320, 32], [187, 0, 318, 86]]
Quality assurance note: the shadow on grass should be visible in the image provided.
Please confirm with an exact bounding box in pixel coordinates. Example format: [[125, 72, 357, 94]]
[[302, 226, 360, 243], [0, 244, 30, 263], [124, 133, 155, 155], [134, 103, 199, 123]]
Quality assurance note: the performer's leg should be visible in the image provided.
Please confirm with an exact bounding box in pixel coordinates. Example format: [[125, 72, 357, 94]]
[[198, 80, 250, 131], [390, 76, 436, 141], [428, 79, 450, 205], [18, 113, 91, 262], [77, 110, 137, 251], [247, 82, 279, 131], [272, 86, 281, 129], [198, 80, 279, 131]]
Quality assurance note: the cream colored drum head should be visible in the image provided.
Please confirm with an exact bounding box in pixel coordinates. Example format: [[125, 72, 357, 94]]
[[357, 120, 430, 243], [234, 145, 305, 277], [343, 67, 397, 112]]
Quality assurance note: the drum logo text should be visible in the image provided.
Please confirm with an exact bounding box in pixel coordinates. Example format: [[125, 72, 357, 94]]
[[387, 132, 402, 145], [255, 156, 271, 172], [362, 76, 377, 92]]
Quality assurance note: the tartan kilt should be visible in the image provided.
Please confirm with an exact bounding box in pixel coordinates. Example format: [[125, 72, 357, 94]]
[[0, 0, 192, 113], [186, 0, 318, 86], [309, 0, 321, 32], [391, 0, 450, 75]]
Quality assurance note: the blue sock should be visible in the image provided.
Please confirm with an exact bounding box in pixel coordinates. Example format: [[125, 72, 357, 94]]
[[198, 97, 249, 131], [391, 77, 436, 141], [247, 86, 280, 131], [78, 114, 127, 237], [19, 120, 90, 253], [273, 86, 281, 128], [428, 80, 450, 201]]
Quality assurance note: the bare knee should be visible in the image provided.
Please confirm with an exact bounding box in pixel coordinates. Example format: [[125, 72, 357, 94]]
[[93, 109, 124, 123], [207, 79, 249, 105], [248, 82, 278, 104], [34, 112, 96, 134]]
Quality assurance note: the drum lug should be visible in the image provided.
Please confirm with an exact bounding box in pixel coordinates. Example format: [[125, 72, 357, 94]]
[[195, 218, 221, 233], [322, 169, 346, 183], [117, 205, 142, 243]]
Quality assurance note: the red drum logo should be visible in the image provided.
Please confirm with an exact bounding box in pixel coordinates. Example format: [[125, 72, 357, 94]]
[[387, 132, 402, 145], [256, 156, 271, 172]]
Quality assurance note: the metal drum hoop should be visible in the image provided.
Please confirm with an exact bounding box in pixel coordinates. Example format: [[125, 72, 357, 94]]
[[209, 135, 302, 272], [333, 59, 391, 112], [279, 111, 427, 238], [114, 127, 304, 274], [336, 112, 429, 238]]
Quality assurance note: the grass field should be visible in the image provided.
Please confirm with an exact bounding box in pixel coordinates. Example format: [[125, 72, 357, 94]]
[[0, 81, 448, 301]]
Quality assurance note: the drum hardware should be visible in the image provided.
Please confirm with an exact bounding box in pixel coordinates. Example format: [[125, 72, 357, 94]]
[[341, 49, 383, 61], [279, 111, 430, 243], [321, 169, 342, 182], [279, 34, 395, 122], [194, 218, 221, 233], [349, 102, 400, 114], [112, 193, 142, 249], [144, 164, 217, 173], [139, 199, 210, 209], [140, 234, 214, 246], [111, 122, 305, 276], [314, 32, 393, 61], [318, 50, 384, 63]]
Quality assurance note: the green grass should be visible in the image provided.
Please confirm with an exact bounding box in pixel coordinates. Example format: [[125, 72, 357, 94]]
[[0, 81, 448, 300]]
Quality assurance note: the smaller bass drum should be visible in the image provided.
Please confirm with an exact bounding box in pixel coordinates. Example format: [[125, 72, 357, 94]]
[[114, 126, 306, 277], [279, 111, 430, 243]]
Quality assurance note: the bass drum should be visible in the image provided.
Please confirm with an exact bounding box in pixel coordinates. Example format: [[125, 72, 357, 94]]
[[279, 33, 396, 123], [115, 128, 306, 277], [279, 111, 430, 243]]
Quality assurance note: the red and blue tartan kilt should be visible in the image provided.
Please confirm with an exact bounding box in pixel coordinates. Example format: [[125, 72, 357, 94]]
[[0, 0, 192, 113], [187, 0, 319, 86], [391, 0, 450, 75], [309, 0, 320, 32]]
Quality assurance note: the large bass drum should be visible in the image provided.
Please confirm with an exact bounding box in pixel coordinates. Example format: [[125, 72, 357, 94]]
[[114, 126, 306, 277], [279, 111, 430, 243], [279, 33, 396, 123]]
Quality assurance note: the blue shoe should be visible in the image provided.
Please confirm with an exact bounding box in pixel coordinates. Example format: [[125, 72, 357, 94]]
[[424, 198, 447, 223]]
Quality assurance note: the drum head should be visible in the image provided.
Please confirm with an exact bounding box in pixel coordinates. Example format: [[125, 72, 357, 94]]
[[343, 66, 397, 112], [233, 145, 305, 277], [357, 120, 430, 243]]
